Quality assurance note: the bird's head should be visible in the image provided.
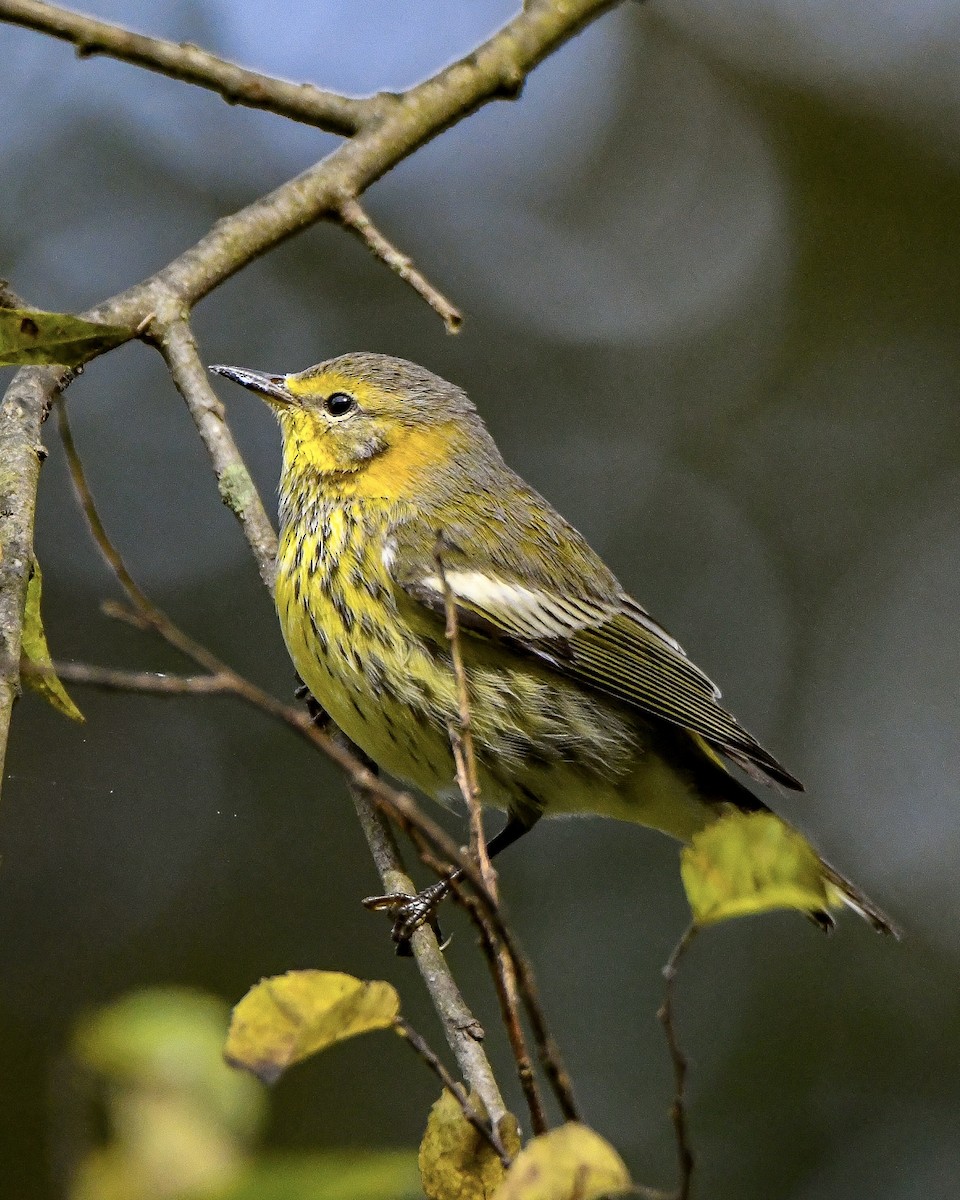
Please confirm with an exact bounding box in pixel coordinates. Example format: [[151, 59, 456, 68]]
[[211, 352, 487, 497]]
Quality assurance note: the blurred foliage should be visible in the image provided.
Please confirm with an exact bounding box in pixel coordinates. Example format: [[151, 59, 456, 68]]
[[69, 988, 419, 1200]]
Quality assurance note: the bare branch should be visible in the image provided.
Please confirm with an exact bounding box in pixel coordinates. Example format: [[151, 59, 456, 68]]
[[658, 925, 698, 1200], [470, 897, 549, 1135], [338, 199, 463, 333], [154, 317, 278, 588], [466, 887, 581, 1125], [336, 731, 507, 1130], [55, 397, 152, 613], [28, 661, 232, 696], [81, 0, 622, 323], [396, 1018, 511, 1166], [434, 544, 495, 893], [0, 365, 65, 783], [0, 0, 373, 136], [56, 401, 226, 675]]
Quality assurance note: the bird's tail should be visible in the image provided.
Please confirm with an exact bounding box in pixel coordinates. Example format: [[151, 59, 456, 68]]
[[698, 756, 901, 937], [819, 857, 901, 937]]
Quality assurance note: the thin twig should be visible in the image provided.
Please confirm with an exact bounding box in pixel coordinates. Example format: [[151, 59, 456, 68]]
[[55, 398, 151, 614], [468, 894, 549, 1135], [336, 730, 505, 1128], [658, 925, 698, 1200], [338, 199, 462, 333], [395, 1017, 510, 1167], [411, 839, 581, 1127], [434, 544, 495, 894], [28, 661, 231, 695], [154, 318, 279, 589], [0, 0, 373, 136]]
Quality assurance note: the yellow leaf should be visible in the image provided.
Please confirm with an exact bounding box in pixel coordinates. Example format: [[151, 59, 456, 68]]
[[225, 970, 400, 1084], [681, 811, 830, 926], [0, 306, 133, 367], [21, 559, 84, 722], [419, 1088, 521, 1200], [492, 1123, 632, 1200]]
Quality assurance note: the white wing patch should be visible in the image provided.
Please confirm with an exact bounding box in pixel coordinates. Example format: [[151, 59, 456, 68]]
[[419, 570, 604, 640]]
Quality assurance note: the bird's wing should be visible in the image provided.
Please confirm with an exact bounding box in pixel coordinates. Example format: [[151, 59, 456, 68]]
[[393, 544, 802, 792]]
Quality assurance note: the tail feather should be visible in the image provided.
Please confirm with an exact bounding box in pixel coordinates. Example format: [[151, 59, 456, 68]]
[[820, 859, 901, 938], [699, 759, 900, 937]]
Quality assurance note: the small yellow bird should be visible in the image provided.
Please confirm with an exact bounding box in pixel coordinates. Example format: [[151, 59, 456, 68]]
[[211, 354, 893, 936]]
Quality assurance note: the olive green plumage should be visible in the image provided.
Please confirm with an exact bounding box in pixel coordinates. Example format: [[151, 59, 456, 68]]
[[211, 353, 895, 934]]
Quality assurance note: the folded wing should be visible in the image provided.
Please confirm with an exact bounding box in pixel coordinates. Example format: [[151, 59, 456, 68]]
[[397, 555, 802, 792]]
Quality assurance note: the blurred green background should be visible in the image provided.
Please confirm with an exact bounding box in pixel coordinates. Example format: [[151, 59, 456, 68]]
[[2, 1, 959, 1197]]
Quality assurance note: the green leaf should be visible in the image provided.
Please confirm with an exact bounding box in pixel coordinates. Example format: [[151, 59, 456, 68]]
[[0, 306, 133, 367], [21, 558, 84, 722], [680, 811, 831, 926], [419, 1088, 521, 1200], [213, 1151, 422, 1200], [225, 970, 400, 1084], [492, 1123, 632, 1200], [72, 987, 265, 1140]]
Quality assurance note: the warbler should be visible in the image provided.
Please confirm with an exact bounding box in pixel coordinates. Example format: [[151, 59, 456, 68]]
[[211, 354, 893, 935]]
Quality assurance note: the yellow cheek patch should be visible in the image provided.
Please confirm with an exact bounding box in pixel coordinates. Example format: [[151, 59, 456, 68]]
[[351, 423, 458, 500], [279, 396, 460, 500]]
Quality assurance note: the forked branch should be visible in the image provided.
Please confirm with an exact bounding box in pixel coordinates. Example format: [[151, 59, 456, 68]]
[[0, 0, 373, 135]]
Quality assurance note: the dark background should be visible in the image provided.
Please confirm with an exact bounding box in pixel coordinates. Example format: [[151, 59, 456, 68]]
[[2, 2, 959, 1197]]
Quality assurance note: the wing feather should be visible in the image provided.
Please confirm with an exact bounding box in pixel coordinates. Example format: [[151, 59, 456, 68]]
[[398, 560, 801, 791]]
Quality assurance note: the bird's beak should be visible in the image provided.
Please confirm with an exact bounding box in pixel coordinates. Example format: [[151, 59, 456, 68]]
[[209, 364, 296, 407]]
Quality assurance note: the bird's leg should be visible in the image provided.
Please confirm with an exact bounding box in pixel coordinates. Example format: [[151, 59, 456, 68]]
[[363, 815, 534, 954]]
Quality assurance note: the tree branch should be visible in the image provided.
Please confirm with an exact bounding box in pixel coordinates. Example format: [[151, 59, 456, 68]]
[[28, 661, 231, 695], [154, 317, 278, 588], [0, 365, 64, 786], [397, 1017, 510, 1165], [338, 199, 462, 333], [470, 897, 549, 1135], [435, 544, 496, 891], [0, 0, 373, 136], [658, 925, 698, 1200], [82, 0, 621, 324]]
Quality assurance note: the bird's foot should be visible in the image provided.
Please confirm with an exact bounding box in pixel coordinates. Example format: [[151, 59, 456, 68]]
[[362, 879, 451, 956]]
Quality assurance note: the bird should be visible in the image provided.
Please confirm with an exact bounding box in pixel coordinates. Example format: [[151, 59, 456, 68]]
[[210, 353, 895, 938]]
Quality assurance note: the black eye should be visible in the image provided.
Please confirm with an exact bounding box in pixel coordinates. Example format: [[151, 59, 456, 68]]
[[324, 391, 356, 417]]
